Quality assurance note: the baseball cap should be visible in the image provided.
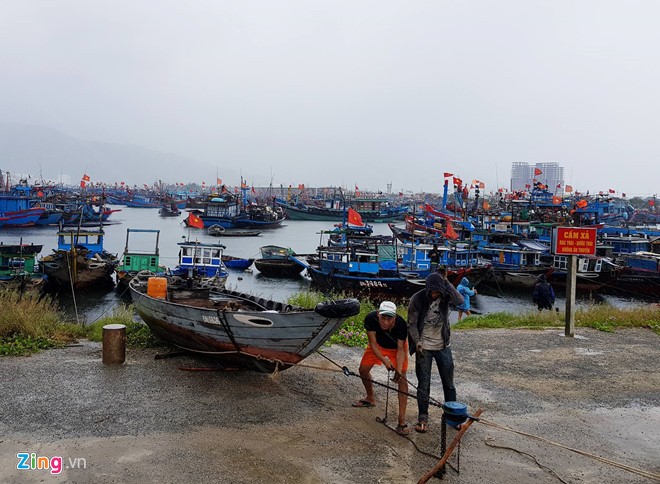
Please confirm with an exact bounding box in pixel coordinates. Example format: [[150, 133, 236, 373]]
[[378, 301, 397, 317]]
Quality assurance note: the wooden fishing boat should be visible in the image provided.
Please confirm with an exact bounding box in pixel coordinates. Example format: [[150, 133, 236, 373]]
[[129, 276, 360, 372], [254, 258, 306, 277], [254, 245, 305, 277], [0, 241, 47, 291], [41, 227, 118, 289], [221, 255, 254, 270], [115, 229, 167, 289], [207, 224, 261, 237]]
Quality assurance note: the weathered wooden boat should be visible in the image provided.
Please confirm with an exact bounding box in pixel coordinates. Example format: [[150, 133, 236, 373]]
[[207, 224, 262, 237], [255, 258, 306, 277], [221, 255, 255, 270], [159, 202, 181, 217], [254, 245, 306, 277], [0, 241, 47, 291], [41, 227, 118, 289], [603, 251, 660, 298], [128, 276, 360, 371], [115, 229, 167, 289]]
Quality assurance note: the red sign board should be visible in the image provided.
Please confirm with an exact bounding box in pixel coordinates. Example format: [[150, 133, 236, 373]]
[[552, 227, 597, 256]]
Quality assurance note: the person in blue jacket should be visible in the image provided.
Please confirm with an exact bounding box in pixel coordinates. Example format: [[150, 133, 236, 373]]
[[456, 277, 477, 321], [533, 274, 555, 311]]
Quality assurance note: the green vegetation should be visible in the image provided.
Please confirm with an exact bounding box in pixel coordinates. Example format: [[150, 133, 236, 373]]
[[287, 290, 409, 347], [86, 304, 163, 348], [454, 303, 660, 335], [0, 290, 84, 356]]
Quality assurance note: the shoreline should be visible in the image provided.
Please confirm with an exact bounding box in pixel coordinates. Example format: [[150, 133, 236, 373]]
[[1, 327, 658, 483]]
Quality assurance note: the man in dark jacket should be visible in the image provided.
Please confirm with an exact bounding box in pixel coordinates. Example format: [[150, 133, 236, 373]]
[[407, 268, 464, 433], [533, 274, 555, 311]]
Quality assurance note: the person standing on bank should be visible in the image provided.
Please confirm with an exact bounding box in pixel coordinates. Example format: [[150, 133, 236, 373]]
[[428, 244, 441, 273], [353, 301, 411, 435], [533, 274, 555, 311], [456, 277, 477, 321], [408, 268, 464, 433]]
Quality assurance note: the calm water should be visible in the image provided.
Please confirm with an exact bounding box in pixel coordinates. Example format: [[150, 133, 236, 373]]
[[0, 207, 643, 323]]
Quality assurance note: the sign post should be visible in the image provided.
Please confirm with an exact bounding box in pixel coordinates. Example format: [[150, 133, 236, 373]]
[[551, 227, 597, 337]]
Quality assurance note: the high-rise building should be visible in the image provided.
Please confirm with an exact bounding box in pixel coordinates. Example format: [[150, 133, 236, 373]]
[[510, 162, 564, 192]]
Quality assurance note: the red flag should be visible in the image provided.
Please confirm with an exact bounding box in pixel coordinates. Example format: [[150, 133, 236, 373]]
[[347, 208, 364, 226], [609, 188, 615, 194], [453, 177, 462, 186], [534, 168, 542, 176], [479, 181, 485, 189], [187, 213, 204, 229], [398, 191, 403, 196], [525, 184, 531, 189], [649, 199, 655, 207], [577, 199, 588, 209], [445, 222, 459, 240], [80, 180, 86, 188], [565, 185, 573, 192], [556, 183, 561, 188], [217, 178, 222, 185], [443, 172, 453, 178], [82, 173, 90, 182], [251, 186, 256, 194], [552, 196, 562, 205]]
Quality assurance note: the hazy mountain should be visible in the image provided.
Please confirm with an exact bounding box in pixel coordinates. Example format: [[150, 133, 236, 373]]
[[0, 123, 218, 185]]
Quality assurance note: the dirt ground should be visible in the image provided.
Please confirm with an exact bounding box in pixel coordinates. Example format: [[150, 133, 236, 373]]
[[1, 327, 658, 483]]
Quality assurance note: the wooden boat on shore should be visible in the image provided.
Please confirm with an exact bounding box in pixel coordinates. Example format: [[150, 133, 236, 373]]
[[129, 276, 360, 372]]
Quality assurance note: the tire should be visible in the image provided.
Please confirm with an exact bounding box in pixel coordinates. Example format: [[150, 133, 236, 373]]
[[315, 298, 361, 318]]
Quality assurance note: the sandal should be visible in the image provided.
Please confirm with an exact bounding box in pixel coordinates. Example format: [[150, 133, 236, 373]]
[[396, 423, 411, 436], [415, 421, 428, 433], [352, 399, 375, 408]]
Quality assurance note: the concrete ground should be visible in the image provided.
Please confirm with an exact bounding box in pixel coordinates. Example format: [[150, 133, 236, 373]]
[[1, 327, 658, 483]]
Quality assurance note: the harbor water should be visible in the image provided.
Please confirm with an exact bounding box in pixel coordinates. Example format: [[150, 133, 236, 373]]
[[0, 206, 644, 324]]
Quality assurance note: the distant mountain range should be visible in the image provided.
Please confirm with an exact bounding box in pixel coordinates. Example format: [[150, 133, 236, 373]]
[[0, 123, 215, 185]]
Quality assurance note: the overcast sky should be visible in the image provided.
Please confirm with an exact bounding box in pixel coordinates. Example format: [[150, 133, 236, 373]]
[[1, 1, 658, 195]]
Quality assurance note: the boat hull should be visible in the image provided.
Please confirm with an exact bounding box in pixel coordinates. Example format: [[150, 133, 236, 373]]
[[129, 283, 359, 371]]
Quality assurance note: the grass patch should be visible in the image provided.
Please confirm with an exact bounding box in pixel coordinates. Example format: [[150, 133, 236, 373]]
[[287, 290, 409, 348], [0, 290, 83, 356], [86, 304, 163, 348], [455, 303, 660, 334]]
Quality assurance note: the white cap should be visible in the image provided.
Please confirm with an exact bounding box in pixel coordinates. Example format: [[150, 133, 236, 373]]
[[378, 301, 397, 317]]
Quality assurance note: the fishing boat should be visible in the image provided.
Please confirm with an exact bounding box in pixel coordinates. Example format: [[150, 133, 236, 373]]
[[207, 224, 262, 237], [159, 202, 181, 217], [221, 255, 255, 271], [128, 276, 360, 372], [170, 240, 229, 290], [41, 227, 118, 289], [254, 245, 306, 277], [0, 241, 47, 292], [115, 229, 167, 289], [305, 235, 427, 300]]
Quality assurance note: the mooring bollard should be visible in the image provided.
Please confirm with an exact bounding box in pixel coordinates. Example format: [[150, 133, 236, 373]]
[[102, 324, 126, 365]]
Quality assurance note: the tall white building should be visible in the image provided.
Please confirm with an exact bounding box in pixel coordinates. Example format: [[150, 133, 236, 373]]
[[510, 162, 564, 192]]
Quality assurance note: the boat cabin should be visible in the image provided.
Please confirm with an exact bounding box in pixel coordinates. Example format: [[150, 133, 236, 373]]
[[177, 241, 227, 277]]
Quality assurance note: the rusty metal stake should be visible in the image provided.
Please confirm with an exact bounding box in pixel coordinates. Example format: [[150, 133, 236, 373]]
[[418, 408, 483, 483]]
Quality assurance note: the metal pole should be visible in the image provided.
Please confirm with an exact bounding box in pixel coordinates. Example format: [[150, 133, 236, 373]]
[[565, 255, 576, 337]]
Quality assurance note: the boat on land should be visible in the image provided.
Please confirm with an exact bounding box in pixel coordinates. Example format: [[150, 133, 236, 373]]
[[207, 224, 262, 237], [41, 226, 118, 289], [129, 276, 360, 372], [115, 229, 166, 289]]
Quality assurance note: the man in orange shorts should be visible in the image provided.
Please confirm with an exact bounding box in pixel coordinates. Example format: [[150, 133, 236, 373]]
[[352, 301, 410, 435]]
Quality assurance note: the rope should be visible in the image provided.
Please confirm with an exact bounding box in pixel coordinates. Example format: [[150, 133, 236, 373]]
[[479, 418, 660, 482], [484, 437, 569, 484]]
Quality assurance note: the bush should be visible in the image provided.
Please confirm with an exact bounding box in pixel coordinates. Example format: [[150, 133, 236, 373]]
[[86, 304, 163, 348]]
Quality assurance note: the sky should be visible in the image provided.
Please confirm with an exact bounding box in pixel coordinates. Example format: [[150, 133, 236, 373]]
[[0, 1, 658, 196]]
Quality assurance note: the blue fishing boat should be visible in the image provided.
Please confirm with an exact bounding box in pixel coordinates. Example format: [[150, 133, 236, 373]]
[[41, 226, 118, 289], [170, 240, 229, 290]]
